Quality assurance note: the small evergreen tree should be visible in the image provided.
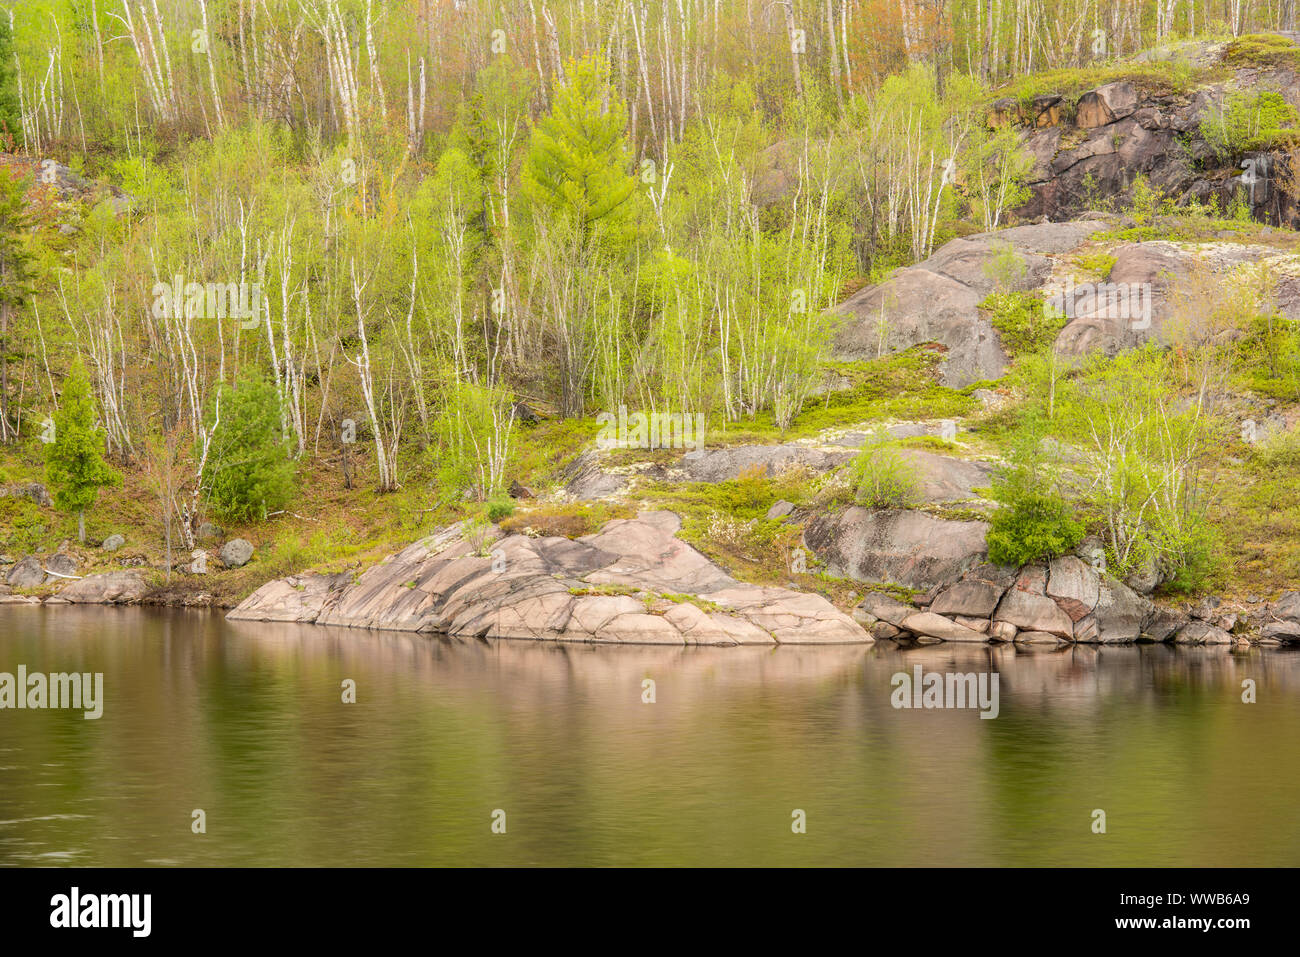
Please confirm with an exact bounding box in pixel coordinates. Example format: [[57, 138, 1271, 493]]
[[0, 166, 32, 442], [0, 18, 18, 147], [203, 375, 296, 523], [524, 56, 637, 234], [45, 358, 121, 543]]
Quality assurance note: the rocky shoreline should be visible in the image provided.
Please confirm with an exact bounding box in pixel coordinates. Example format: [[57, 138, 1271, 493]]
[[7, 500, 1296, 649]]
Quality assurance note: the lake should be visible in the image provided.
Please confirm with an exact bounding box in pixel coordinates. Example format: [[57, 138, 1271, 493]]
[[1, 605, 1298, 866]]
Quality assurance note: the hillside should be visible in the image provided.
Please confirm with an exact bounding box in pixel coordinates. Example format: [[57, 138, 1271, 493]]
[[4, 6, 1300, 646]]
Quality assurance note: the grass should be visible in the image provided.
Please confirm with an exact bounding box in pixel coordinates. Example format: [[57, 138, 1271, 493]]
[[1223, 33, 1300, 70], [498, 501, 635, 538]]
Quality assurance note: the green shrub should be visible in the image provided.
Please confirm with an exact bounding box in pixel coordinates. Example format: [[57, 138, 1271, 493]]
[[203, 375, 297, 523], [847, 441, 919, 508], [982, 291, 1065, 358], [485, 497, 515, 522], [985, 410, 1083, 565], [986, 491, 1085, 566], [1200, 90, 1300, 160]]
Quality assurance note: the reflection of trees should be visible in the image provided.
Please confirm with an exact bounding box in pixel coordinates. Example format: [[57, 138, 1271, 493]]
[[4, 608, 1299, 866]]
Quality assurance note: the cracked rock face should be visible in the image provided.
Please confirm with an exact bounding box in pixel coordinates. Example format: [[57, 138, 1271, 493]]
[[804, 507, 990, 590], [229, 511, 871, 646], [831, 220, 1108, 386]]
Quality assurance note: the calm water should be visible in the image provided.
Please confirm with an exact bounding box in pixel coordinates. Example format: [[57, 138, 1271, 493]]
[[1, 605, 1298, 866]]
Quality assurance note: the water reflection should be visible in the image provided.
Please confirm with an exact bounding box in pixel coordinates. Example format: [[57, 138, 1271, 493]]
[[1, 606, 1297, 866]]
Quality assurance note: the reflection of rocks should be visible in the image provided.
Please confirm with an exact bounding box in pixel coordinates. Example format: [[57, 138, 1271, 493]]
[[231, 511, 870, 645]]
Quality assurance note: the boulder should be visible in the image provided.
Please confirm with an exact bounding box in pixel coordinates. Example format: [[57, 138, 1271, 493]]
[[1124, 554, 1163, 595], [930, 580, 1004, 618], [1143, 607, 1187, 642], [59, 571, 147, 604], [1172, 621, 1233, 645], [1075, 81, 1140, 128], [1053, 242, 1186, 357], [197, 521, 223, 542], [1271, 591, 1300, 620], [1072, 615, 1100, 643], [1090, 579, 1155, 642], [899, 611, 989, 642], [1260, 619, 1300, 641], [831, 224, 1107, 385], [833, 268, 1002, 388], [1014, 564, 1049, 595], [219, 538, 255, 568], [989, 620, 1017, 642], [102, 533, 126, 552], [5, 556, 44, 588], [0, 482, 53, 508], [994, 588, 1075, 639], [44, 553, 78, 582], [765, 500, 796, 521], [897, 450, 996, 502], [1046, 556, 1100, 621], [804, 507, 989, 590], [854, 591, 916, 627], [563, 452, 629, 500]]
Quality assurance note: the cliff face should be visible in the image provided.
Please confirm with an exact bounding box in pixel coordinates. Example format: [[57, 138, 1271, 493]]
[[999, 35, 1300, 226]]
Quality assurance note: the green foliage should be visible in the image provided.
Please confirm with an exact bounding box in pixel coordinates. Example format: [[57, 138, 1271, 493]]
[[987, 492, 1085, 567], [1128, 173, 1173, 225], [1073, 250, 1116, 280], [0, 18, 17, 147], [986, 413, 1083, 566], [203, 375, 297, 524], [485, 498, 515, 522], [982, 291, 1065, 357], [1236, 312, 1300, 400], [1051, 348, 1220, 589], [44, 358, 121, 526], [1200, 90, 1300, 160], [524, 56, 637, 233], [846, 440, 920, 508], [430, 379, 516, 503]]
